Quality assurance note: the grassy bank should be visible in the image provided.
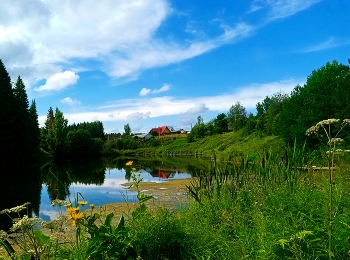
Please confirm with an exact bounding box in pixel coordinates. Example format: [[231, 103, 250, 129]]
[[2, 149, 350, 259], [134, 130, 285, 161]]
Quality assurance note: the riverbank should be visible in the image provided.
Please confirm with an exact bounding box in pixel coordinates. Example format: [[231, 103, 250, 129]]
[[96, 177, 193, 219]]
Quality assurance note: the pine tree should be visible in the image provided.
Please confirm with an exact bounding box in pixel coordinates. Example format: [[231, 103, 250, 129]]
[[13, 76, 30, 165], [28, 100, 40, 158], [0, 59, 17, 169]]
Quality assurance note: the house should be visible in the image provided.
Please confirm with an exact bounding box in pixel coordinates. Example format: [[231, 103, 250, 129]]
[[148, 126, 172, 136], [148, 126, 186, 136]]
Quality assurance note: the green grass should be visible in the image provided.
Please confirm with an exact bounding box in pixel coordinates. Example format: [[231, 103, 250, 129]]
[[2, 149, 350, 259], [140, 130, 285, 161]]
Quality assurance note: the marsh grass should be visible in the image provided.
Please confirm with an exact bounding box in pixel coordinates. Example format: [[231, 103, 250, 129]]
[[2, 127, 350, 259]]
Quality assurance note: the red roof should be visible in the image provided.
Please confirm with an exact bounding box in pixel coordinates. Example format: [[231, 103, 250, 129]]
[[149, 126, 168, 135]]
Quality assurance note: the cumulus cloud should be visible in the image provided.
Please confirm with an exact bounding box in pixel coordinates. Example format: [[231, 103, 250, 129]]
[[60, 97, 81, 106], [35, 70, 79, 91], [183, 103, 209, 115], [127, 111, 151, 121], [42, 78, 303, 132], [0, 0, 250, 85], [140, 88, 151, 96]]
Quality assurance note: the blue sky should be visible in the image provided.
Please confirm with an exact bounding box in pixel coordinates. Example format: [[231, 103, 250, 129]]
[[1, 0, 349, 133]]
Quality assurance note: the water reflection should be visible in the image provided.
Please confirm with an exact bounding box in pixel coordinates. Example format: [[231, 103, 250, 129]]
[[1, 157, 216, 228]]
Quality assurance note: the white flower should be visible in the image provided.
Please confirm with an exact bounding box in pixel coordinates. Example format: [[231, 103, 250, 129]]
[[51, 199, 68, 207], [316, 119, 340, 126], [10, 215, 43, 232]]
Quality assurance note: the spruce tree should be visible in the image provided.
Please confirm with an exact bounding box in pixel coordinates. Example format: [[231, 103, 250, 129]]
[[28, 100, 40, 158], [0, 59, 17, 168], [13, 76, 30, 165]]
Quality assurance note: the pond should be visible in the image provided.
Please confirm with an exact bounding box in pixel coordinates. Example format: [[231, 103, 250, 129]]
[[0, 157, 216, 229], [38, 165, 192, 222]]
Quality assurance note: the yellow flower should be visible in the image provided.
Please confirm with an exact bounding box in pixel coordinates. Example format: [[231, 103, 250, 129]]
[[66, 207, 79, 215], [64, 203, 72, 207], [78, 201, 88, 206], [71, 220, 76, 227], [90, 204, 95, 209], [126, 161, 133, 166], [72, 212, 84, 220], [132, 168, 136, 171]]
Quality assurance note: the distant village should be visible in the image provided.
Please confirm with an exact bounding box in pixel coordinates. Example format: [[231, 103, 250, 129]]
[[106, 126, 187, 142]]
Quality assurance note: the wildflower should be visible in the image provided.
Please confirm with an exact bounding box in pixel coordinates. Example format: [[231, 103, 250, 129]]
[[74, 212, 83, 220], [10, 215, 43, 232], [51, 199, 68, 207], [71, 220, 77, 227], [66, 207, 79, 215], [316, 118, 340, 126], [132, 168, 136, 171], [78, 201, 88, 206], [0, 202, 30, 214], [306, 125, 319, 136], [64, 203, 72, 207], [90, 204, 95, 209], [343, 119, 350, 124], [126, 161, 133, 166], [0, 230, 8, 240], [328, 138, 343, 145]]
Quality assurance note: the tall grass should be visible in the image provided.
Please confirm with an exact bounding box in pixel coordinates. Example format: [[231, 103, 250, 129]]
[[2, 122, 350, 259]]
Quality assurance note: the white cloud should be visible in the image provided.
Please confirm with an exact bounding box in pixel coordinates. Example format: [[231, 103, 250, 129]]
[[0, 0, 254, 86], [300, 37, 350, 53], [140, 84, 171, 96], [108, 22, 253, 79], [183, 103, 209, 115], [153, 84, 170, 93], [249, 0, 321, 20], [60, 97, 81, 106], [35, 70, 79, 91], [58, 78, 302, 127], [127, 111, 151, 121], [140, 88, 151, 96]]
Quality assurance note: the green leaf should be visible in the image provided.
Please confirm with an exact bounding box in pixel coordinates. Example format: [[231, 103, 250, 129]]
[[104, 212, 114, 227], [33, 230, 50, 247]]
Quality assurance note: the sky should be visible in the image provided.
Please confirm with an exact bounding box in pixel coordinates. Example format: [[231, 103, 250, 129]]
[[1, 0, 349, 134]]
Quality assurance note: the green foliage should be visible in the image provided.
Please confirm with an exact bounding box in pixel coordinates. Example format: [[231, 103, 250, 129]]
[[84, 214, 137, 259], [227, 101, 247, 131], [276, 60, 350, 147], [124, 123, 131, 136]]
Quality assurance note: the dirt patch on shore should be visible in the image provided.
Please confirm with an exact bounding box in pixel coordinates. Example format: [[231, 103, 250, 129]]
[[100, 178, 194, 218]]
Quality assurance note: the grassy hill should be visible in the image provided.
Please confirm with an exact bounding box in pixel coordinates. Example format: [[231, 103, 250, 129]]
[[135, 130, 285, 161]]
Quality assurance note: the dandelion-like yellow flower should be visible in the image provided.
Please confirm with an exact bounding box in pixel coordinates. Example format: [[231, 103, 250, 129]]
[[64, 203, 72, 207], [78, 201, 88, 206], [71, 220, 76, 227], [132, 167, 136, 171], [126, 161, 133, 166], [90, 204, 95, 209], [72, 212, 83, 220], [66, 207, 79, 215]]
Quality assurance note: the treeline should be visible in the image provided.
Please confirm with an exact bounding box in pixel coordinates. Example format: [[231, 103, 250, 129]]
[[188, 59, 350, 149], [40, 107, 106, 162], [105, 123, 161, 151], [0, 59, 42, 229], [0, 60, 40, 170]]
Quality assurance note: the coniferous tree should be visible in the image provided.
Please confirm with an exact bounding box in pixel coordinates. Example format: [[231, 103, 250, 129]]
[[13, 76, 30, 165], [0, 59, 17, 169], [28, 100, 40, 157]]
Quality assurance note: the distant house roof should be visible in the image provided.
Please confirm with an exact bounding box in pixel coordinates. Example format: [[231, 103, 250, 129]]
[[148, 126, 182, 135], [149, 126, 169, 135]]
